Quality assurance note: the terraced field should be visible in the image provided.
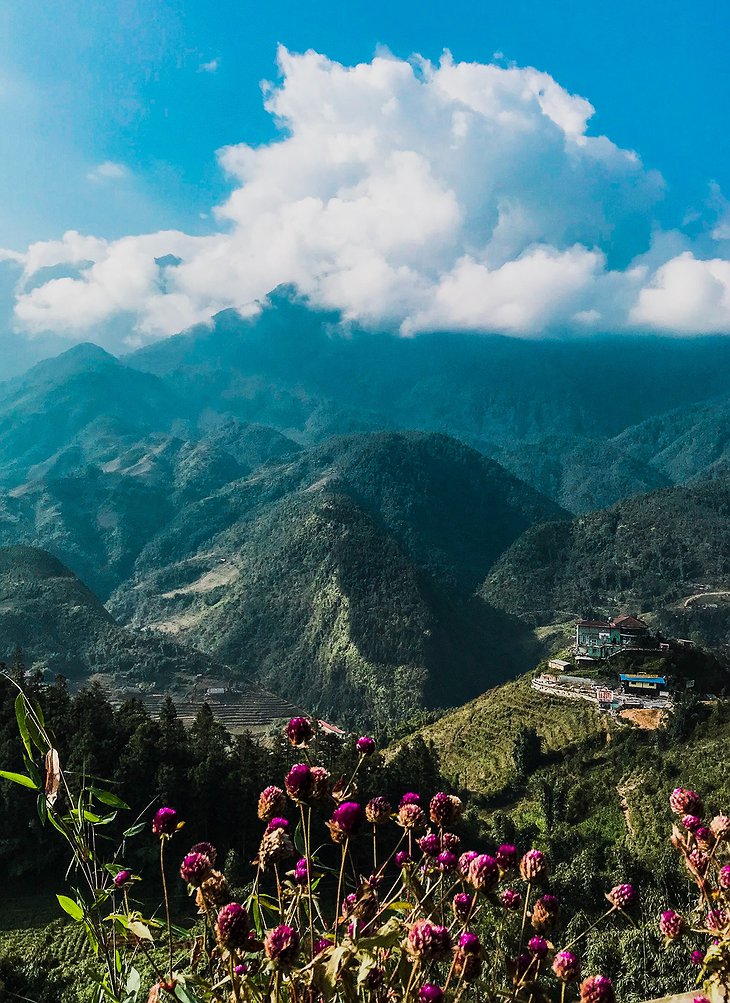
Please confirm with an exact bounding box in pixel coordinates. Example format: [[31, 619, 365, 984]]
[[117, 685, 303, 734], [413, 675, 604, 795]]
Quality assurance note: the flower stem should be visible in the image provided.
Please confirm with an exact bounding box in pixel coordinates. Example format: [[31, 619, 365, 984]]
[[159, 837, 174, 983], [334, 840, 348, 945]]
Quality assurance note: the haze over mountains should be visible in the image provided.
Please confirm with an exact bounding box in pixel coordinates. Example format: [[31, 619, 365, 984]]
[[0, 287, 728, 724]]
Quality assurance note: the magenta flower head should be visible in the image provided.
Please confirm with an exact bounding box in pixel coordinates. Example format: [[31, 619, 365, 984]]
[[552, 950, 581, 982], [706, 909, 727, 932], [189, 841, 217, 865], [258, 785, 286, 821], [313, 938, 330, 955], [327, 801, 364, 843], [468, 853, 499, 892], [497, 844, 518, 871], [216, 903, 250, 949], [501, 888, 522, 910], [356, 736, 376, 756], [293, 858, 309, 885], [418, 985, 444, 1003], [429, 792, 462, 827], [459, 851, 478, 878], [682, 814, 702, 832], [418, 833, 441, 857], [659, 910, 684, 939], [528, 936, 549, 959], [580, 975, 615, 1003], [234, 964, 249, 976], [719, 865, 730, 890], [366, 797, 391, 825], [266, 816, 290, 834], [607, 884, 637, 909], [264, 924, 300, 966], [397, 802, 426, 830], [114, 869, 132, 888], [453, 892, 474, 921], [395, 850, 412, 868], [532, 894, 560, 932], [693, 997, 711, 1003], [459, 931, 481, 954], [180, 852, 213, 886], [406, 920, 452, 961], [286, 716, 314, 748], [669, 788, 703, 816], [710, 814, 730, 841], [438, 850, 458, 872], [691, 950, 705, 966], [152, 806, 180, 838], [688, 849, 709, 875], [695, 826, 714, 849], [400, 792, 421, 807], [441, 831, 461, 852], [520, 849, 548, 882], [285, 764, 314, 802]]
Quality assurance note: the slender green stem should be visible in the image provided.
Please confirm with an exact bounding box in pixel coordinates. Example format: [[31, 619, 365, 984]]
[[334, 840, 348, 945], [160, 838, 174, 982]]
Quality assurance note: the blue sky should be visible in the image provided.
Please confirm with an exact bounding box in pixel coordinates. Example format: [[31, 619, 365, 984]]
[[1, 0, 729, 363], [3, 0, 728, 247]]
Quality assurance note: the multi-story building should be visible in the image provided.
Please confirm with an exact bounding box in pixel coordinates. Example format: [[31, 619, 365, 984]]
[[575, 615, 650, 659]]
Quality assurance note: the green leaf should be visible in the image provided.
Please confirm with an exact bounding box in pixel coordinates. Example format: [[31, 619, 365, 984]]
[[90, 787, 130, 809], [123, 822, 146, 838], [14, 694, 31, 757], [36, 792, 48, 825], [0, 769, 39, 790], [57, 894, 84, 921], [127, 919, 154, 942]]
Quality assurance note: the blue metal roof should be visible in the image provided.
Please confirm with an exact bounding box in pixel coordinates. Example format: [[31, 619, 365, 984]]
[[619, 674, 666, 685]]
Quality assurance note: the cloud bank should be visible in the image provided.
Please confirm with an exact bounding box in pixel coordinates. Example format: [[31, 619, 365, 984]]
[[6, 47, 730, 345]]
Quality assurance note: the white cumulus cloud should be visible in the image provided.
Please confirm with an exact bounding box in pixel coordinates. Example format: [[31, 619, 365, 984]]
[[86, 161, 129, 183], [8, 47, 730, 345]]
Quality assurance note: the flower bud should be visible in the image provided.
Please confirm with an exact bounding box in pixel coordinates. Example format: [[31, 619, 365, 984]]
[[286, 717, 314, 747], [552, 950, 581, 982], [365, 797, 391, 825], [520, 849, 548, 881], [659, 910, 684, 939], [216, 903, 250, 949], [607, 884, 637, 909], [180, 852, 213, 886], [669, 788, 703, 816], [429, 792, 462, 827], [152, 807, 179, 837], [356, 736, 376, 756], [257, 786, 285, 821], [264, 925, 300, 966], [580, 975, 615, 1003], [467, 854, 499, 892]]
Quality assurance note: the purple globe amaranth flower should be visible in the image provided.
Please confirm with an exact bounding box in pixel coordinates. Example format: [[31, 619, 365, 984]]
[[607, 883, 637, 909], [468, 853, 499, 892], [264, 924, 300, 966], [459, 851, 478, 877], [532, 894, 560, 932], [397, 802, 426, 830], [670, 788, 703, 816], [266, 816, 290, 833], [682, 814, 702, 832], [216, 903, 250, 949], [429, 792, 462, 827], [342, 893, 357, 917], [189, 841, 217, 865], [580, 975, 615, 1003], [438, 850, 458, 872], [688, 848, 709, 875], [356, 736, 376, 756], [418, 833, 441, 857], [406, 920, 452, 961], [500, 888, 522, 910], [309, 766, 331, 801], [286, 716, 314, 747], [453, 892, 474, 921], [152, 806, 179, 837], [257, 786, 286, 821], [293, 858, 309, 885], [114, 869, 132, 888], [285, 764, 314, 802], [552, 950, 581, 982], [180, 852, 213, 887], [693, 997, 711, 1003], [695, 826, 714, 849], [234, 964, 249, 976], [497, 844, 518, 871], [441, 831, 461, 852], [528, 936, 549, 959], [365, 796, 391, 825], [710, 814, 730, 840], [719, 864, 730, 890], [659, 910, 685, 939], [313, 938, 330, 955], [327, 801, 364, 842], [459, 931, 481, 954], [706, 908, 727, 932], [418, 985, 444, 1003], [691, 950, 705, 965], [395, 850, 412, 868], [400, 792, 421, 807], [520, 849, 548, 881]]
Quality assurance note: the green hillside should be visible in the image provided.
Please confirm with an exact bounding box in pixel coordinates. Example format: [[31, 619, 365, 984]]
[[482, 476, 730, 623]]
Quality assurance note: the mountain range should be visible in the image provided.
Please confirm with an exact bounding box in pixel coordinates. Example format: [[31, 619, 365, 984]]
[[0, 287, 728, 724]]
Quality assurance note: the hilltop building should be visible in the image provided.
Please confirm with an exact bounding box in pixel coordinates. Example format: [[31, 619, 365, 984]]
[[575, 615, 650, 659], [619, 673, 668, 696]]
